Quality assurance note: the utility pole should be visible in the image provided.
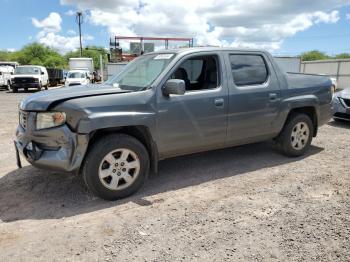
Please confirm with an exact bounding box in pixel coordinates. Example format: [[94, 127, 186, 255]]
[[100, 54, 104, 82], [76, 11, 83, 57]]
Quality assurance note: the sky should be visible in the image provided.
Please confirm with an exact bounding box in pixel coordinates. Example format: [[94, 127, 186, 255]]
[[1, 0, 350, 56]]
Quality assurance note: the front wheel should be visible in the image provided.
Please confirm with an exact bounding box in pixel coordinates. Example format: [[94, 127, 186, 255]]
[[82, 134, 150, 200], [276, 113, 313, 157]]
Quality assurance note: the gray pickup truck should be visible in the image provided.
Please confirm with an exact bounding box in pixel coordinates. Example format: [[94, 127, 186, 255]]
[[15, 47, 333, 200]]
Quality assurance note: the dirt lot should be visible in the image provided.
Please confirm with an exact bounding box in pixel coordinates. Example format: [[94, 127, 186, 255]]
[[0, 89, 349, 261]]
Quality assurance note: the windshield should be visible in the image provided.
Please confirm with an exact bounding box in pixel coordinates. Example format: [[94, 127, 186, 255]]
[[68, 72, 86, 78], [105, 53, 175, 91], [15, 66, 41, 75]]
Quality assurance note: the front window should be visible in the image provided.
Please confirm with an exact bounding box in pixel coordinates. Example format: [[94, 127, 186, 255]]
[[68, 72, 86, 79], [105, 53, 175, 91], [14, 66, 41, 75], [170, 55, 219, 91]]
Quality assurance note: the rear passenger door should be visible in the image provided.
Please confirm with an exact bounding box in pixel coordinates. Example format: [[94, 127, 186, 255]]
[[225, 52, 281, 144]]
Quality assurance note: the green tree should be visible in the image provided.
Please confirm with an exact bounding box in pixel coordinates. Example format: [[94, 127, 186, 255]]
[[65, 46, 108, 70], [43, 54, 66, 68], [334, 53, 350, 59], [8, 43, 68, 68], [301, 50, 330, 61], [0, 50, 12, 61]]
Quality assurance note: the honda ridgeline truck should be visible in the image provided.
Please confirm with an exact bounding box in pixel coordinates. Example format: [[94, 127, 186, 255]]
[[15, 48, 333, 200]]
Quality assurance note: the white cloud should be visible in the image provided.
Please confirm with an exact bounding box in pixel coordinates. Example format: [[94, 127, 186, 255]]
[[65, 9, 76, 16], [37, 32, 80, 53], [32, 12, 92, 53], [32, 12, 62, 33], [60, 0, 350, 52], [346, 13, 350, 19], [84, 34, 94, 41], [314, 10, 339, 23], [36, 32, 93, 53], [67, 29, 76, 35]]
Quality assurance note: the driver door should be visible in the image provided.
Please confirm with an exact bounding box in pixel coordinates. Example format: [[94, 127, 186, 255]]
[[156, 53, 228, 158]]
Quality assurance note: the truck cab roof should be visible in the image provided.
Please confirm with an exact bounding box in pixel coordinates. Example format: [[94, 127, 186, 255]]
[[147, 47, 268, 55]]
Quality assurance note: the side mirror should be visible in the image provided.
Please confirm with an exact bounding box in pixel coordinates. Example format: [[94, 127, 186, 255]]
[[41, 71, 45, 75], [163, 79, 185, 96], [10, 72, 13, 75]]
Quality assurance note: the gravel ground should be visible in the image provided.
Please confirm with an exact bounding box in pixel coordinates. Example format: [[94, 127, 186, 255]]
[[0, 89, 349, 262]]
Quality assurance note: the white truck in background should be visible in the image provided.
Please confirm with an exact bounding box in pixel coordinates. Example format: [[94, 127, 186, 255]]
[[69, 58, 94, 80], [0, 62, 19, 90], [0, 66, 12, 90], [10, 65, 49, 92], [0, 61, 19, 72]]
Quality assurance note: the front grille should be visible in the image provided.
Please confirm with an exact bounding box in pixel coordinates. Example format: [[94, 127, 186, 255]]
[[14, 77, 35, 84], [341, 98, 350, 107], [19, 111, 28, 129], [334, 112, 350, 120]]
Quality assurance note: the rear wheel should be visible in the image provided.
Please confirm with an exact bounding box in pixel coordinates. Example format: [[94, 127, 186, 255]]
[[276, 113, 313, 157], [82, 134, 150, 200]]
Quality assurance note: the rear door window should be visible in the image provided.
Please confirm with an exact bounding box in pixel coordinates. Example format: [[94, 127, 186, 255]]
[[229, 54, 268, 86]]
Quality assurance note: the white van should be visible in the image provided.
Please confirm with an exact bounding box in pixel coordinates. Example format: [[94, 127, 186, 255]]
[[65, 70, 90, 86], [11, 65, 49, 92], [0, 66, 12, 90]]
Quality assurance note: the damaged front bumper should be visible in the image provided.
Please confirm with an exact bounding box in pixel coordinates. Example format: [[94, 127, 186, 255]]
[[332, 96, 350, 121], [15, 111, 89, 172]]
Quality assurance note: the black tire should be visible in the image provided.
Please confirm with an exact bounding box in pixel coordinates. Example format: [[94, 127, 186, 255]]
[[45, 85, 48, 90], [24, 87, 28, 92], [82, 134, 150, 200], [275, 113, 314, 157], [12, 86, 18, 93], [38, 82, 42, 91]]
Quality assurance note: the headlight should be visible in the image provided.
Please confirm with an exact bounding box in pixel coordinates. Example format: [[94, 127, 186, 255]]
[[36, 112, 66, 130], [339, 98, 349, 108], [34, 78, 39, 82]]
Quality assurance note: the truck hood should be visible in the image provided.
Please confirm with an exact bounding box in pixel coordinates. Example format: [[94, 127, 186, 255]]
[[20, 84, 130, 111], [66, 78, 86, 83], [12, 74, 40, 78]]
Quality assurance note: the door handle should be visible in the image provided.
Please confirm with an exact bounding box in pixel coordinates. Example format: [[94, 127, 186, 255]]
[[269, 93, 278, 102], [214, 98, 224, 108]]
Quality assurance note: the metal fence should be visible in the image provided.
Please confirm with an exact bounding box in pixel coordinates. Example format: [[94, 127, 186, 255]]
[[301, 59, 350, 89]]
